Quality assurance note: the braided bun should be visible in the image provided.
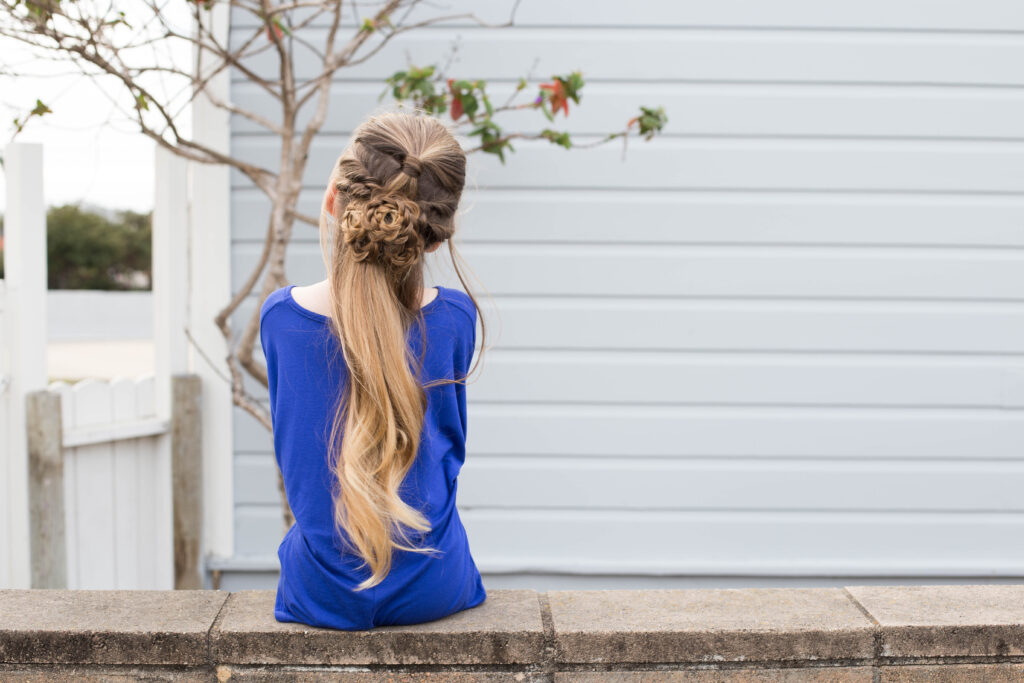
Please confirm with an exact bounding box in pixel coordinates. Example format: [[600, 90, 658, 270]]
[[340, 192, 424, 269]]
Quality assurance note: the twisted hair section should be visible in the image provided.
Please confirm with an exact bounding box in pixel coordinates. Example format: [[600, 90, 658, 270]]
[[340, 193, 424, 270], [314, 110, 487, 591]]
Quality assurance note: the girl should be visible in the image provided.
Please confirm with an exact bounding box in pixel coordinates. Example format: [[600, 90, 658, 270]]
[[259, 110, 487, 630]]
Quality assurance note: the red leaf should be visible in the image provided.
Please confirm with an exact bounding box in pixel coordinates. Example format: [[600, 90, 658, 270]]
[[448, 79, 463, 120], [540, 81, 569, 116]]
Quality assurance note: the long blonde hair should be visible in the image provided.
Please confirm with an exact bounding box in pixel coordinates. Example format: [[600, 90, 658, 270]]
[[317, 110, 485, 591]]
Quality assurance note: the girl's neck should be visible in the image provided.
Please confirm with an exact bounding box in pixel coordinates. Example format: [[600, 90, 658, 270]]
[[292, 279, 438, 315]]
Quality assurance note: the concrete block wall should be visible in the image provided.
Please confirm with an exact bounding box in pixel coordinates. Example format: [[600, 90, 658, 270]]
[[2, 584, 1024, 680]]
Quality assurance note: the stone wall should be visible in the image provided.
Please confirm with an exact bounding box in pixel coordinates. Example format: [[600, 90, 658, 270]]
[[2, 584, 1023, 681]]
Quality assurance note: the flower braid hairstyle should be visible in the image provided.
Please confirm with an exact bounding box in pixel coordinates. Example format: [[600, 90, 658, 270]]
[[340, 192, 424, 270], [316, 110, 485, 591]]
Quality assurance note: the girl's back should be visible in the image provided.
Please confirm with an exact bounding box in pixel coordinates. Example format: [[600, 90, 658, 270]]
[[260, 282, 486, 629]]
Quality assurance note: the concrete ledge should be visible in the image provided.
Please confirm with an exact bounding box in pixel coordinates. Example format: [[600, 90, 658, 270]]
[[846, 584, 1024, 659], [211, 589, 544, 666], [2, 585, 1024, 681], [549, 588, 874, 664], [0, 589, 228, 666]]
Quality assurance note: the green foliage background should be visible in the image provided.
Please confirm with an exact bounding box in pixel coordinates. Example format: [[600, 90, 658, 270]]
[[0, 204, 151, 289]]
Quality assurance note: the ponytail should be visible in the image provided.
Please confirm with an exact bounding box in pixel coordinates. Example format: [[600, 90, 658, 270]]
[[317, 111, 478, 591]]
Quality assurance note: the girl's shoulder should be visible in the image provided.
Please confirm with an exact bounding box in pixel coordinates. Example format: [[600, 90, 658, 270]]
[[260, 285, 292, 328], [436, 286, 476, 326]]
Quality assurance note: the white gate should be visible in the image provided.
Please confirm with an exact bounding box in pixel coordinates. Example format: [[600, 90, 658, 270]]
[[3, 142, 199, 589], [48, 376, 173, 589]]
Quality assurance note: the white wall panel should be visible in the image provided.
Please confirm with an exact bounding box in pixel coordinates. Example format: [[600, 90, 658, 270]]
[[231, 2, 1024, 32], [229, 29, 1024, 87], [227, 4, 1024, 582], [230, 138, 1024, 192]]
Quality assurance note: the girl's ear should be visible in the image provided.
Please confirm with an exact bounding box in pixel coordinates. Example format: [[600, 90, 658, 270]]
[[425, 240, 443, 254], [324, 183, 338, 217]]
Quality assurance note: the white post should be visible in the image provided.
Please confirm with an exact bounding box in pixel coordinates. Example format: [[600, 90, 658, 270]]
[[2, 142, 48, 588], [150, 144, 190, 588], [153, 144, 190, 410], [191, 0, 234, 571]]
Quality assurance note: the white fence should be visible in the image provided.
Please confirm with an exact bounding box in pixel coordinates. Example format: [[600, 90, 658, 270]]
[[49, 376, 173, 589], [2, 141, 199, 590]]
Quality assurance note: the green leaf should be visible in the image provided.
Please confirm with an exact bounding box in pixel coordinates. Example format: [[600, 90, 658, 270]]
[[540, 128, 572, 149], [632, 105, 668, 140], [30, 99, 52, 117], [382, 64, 446, 111]]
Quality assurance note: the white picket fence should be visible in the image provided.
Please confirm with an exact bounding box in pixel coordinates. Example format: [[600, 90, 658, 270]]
[[48, 376, 174, 589], [2, 141, 198, 590]]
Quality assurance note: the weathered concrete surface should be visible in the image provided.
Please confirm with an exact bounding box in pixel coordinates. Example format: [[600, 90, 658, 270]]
[[209, 589, 544, 666], [555, 670, 874, 682], [172, 373, 204, 591], [25, 390, 66, 590], [878, 663, 1024, 682], [846, 584, 1024, 658], [3, 585, 1024, 680], [0, 666, 211, 681], [212, 670, 536, 682], [0, 589, 229, 665], [548, 588, 875, 664]]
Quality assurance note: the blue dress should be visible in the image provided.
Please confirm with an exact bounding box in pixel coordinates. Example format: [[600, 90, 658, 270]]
[[259, 283, 487, 630]]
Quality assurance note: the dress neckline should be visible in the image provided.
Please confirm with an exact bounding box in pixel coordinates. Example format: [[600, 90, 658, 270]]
[[285, 284, 444, 323]]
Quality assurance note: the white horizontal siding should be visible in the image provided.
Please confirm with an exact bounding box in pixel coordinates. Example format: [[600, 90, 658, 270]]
[[230, 2, 1024, 32], [231, 82, 1024, 139], [236, 453, 1024, 511], [234, 403, 1024, 460], [233, 293, 1024, 355], [234, 190, 1024, 246], [231, 137, 1024, 193], [462, 404, 1024, 459], [233, 506, 1024, 575], [233, 241, 1024, 300], [456, 351, 1024, 408], [228, 5, 1024, 580], [230, 29, 1024, 86], [458, 508, 1024, 575]]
